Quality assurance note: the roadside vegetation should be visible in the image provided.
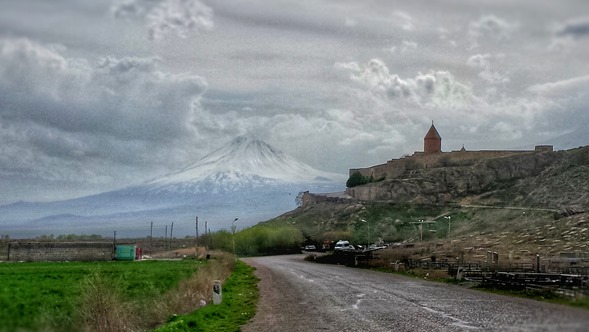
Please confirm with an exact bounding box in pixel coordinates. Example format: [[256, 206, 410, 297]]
[[155, 260, 258, 332], [269, 200, 589, 308], [202, 224, 303, 257], [0, 252, 241, 332]]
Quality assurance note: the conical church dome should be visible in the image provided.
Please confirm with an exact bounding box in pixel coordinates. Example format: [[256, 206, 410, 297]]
[[424, 122, 442, 154]]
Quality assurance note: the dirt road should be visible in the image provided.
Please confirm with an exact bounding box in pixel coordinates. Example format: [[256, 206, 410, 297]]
[[241, 255, 589, 332]]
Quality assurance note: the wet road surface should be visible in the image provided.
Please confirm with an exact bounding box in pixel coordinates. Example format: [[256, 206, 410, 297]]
[[242, 255, 589, 332]]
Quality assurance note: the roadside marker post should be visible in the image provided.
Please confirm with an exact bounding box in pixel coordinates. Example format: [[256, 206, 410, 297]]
[[213, 280, 222, 305]]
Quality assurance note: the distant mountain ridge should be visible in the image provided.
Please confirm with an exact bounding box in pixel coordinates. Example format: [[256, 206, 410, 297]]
[[0, 136, 345, 237]]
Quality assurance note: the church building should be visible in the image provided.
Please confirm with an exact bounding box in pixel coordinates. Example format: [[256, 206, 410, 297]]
[[424, 122, 442, 154]]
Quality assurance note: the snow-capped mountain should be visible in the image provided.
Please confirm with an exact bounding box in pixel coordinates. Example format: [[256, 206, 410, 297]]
[[0, 135, 346, 237], [148, 135, 343, 189]]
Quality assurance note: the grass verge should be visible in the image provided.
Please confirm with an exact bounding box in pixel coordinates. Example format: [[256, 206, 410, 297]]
[[155, 260, 259, 332]]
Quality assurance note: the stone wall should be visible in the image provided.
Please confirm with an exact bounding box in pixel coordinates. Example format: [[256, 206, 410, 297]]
[[349, 149, 538, 182], [345, 148, 563, 204], [302, 191, 354, 206], [8, 242, 114, 261]]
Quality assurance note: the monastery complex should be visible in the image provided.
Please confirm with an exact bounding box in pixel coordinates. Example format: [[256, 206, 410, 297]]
[[348, 122, 554, 182]]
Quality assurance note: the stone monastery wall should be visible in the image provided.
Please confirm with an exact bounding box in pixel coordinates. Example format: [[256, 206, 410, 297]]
[[350, 149, 539, 181]]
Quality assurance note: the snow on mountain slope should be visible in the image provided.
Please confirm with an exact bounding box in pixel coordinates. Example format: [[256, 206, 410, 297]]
[[147, 135, 345, 189]]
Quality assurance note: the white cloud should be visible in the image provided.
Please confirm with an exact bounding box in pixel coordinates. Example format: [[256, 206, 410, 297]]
[[111, 0, 214, 40], [0, 38, 208, 186], [345, 17, 357, 27], [467, 53, 510, 85], [389, 40, 418, 53], [527, 75, 589, 97], [336, 58, 476, 109], [468, 15, 517, 48], [147, 0, 214, 40], [391, 11, 414, 31], [111, 0, 145, 18]]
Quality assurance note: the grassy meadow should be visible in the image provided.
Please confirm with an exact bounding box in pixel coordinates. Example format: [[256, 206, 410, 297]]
[[0, 252, 244, 332]]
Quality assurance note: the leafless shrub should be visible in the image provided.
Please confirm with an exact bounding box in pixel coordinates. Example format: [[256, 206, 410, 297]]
[[77, 250, 235, 331], [143, 251, 235, 327], [78, 272, 138, 332]]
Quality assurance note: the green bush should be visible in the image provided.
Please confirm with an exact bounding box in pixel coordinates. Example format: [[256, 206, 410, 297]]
[[346, 172, 373, 187], [236, 225, 303, 256]]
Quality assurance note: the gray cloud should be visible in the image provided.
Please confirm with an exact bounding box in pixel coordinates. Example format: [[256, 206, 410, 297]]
[[111, 0, 214, 40], [147, 0, 213, 40], [335, 58, 477, 109], [555, 16, 589, 39], [1, 0, 589, 204], [468, 15, 518, 48], [467, 53, 510, 86], [0, 38, 208, 192]]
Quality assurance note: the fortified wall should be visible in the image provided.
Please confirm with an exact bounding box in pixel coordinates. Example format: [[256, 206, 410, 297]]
[[346, 123, 553, 198], [301, 191, 353, 206], [349, 149, 546, 181], [7, 242, 114, 261]]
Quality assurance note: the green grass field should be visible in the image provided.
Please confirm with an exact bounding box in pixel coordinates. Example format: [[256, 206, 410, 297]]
[[0, 260, 199, 332]]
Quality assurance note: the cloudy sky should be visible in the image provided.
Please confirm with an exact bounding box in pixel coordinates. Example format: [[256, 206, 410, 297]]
[[1, 0, 588, 204]]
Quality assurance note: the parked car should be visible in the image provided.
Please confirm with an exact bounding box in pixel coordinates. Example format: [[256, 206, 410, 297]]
[[334, 240, 355, 251], [304, 245, 316, 251]]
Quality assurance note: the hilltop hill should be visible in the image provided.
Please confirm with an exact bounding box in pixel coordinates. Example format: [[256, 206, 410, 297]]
[[347, 145, 589, 213], [265, 145, 589, 263]]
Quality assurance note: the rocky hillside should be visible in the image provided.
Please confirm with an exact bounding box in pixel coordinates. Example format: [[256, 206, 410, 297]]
[[263, 146, 589, 265], [347, 146, 589, 212]]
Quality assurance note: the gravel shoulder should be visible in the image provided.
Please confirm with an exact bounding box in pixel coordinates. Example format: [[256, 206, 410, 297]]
[[241, 256, 332, 331]]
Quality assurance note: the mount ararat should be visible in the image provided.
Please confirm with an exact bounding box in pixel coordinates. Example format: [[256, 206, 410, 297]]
[[0, 136, 346, 238]]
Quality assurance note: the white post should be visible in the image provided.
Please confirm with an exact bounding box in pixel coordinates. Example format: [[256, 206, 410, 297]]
[[213, 280, 222, 304]]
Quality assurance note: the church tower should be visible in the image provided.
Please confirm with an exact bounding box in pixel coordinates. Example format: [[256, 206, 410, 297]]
[[424, 122, 442, 154]]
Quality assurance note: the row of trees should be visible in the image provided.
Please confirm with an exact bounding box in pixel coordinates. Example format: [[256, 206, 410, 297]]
[[203, 224, 303, 256]]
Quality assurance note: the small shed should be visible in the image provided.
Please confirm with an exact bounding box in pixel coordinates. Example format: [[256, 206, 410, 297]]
[[115, 245, 137, 261]]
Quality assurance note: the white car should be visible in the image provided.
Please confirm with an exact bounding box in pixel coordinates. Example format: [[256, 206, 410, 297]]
[[334, 240, 355, 251]]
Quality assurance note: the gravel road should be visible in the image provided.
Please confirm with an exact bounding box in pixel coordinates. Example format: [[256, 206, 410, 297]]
[[241, 255, 589, 332]]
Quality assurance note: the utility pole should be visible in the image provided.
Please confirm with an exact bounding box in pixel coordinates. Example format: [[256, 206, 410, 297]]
[[232, 218, 238, 258], [195, 216, 199, 249], [113, 231, 117, 260], [164, 225, 168, 249], [170, 222, 174, 248], [444, 216, 452, 238], [411, 220, 430, 242], [204, 220, 208, 249], [150, 221, 153, 252]]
